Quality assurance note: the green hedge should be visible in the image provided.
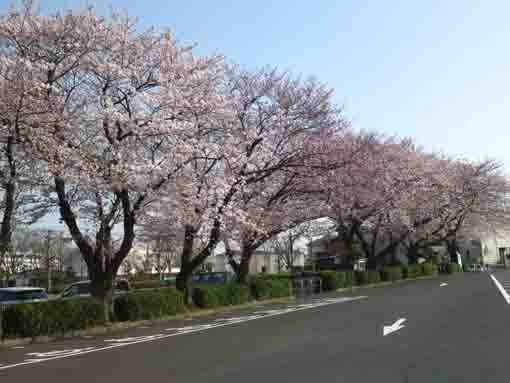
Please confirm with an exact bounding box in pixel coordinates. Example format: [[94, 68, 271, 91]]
[[113, 288, 185, 322], [131, 280, 162, 290], [192, 283, 251, 308], [344, 271, 356, 287], [355, 270, 381, 285], [402, 264, 422, 279], [319, 271, 341, 291], [421, 263, 438, 276], [1, 298, 105, 339], [380, 267, 403, 282], [250, 278, 292, 300], [128, 273, 161, 282], [446, 263, 462, 274]]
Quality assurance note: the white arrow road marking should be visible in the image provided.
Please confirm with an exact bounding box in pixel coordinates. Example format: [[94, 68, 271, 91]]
[[383, 318, 406, 336], [440, 283, 448, 287]]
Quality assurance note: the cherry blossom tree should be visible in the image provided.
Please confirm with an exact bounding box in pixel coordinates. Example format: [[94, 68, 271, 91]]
[[323, 135, 445, 267], [139, 66, 346, 298], [324, 131, 510, 268], [0, 4, 224, 314], [405, 159, 510, 262]]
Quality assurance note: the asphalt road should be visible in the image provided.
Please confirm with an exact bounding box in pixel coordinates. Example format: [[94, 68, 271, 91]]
[[2, 271, 510, 382]]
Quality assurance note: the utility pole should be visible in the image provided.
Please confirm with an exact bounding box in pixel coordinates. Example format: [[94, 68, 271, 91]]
[[46, 230, 52, 293]]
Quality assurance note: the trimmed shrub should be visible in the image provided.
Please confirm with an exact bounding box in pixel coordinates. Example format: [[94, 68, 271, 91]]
[[131, 280, 162, 290], [319, 271, 340, 291], [421, 263, 438, 276], [344, 271, 356, 287], [355, 270, 381, 285], [192, 283, 250, 308], [335, 271, 347, 288], [380, 267, 403, 282], [113, 288, 185, 322], [227, 283, 251, 305], [446, 263, 461, 274], [192, 286, 220, 308], [1, 298, 105, 339], [402, 264, 422, 279], [250, 278, 292, 300], [129, 273, 160, 282], [367, 270, 381, 284]]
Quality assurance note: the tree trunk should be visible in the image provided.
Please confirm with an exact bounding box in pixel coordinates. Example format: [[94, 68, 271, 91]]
[[89, 264, 116, 323], [226, 249, 240, 275], [54, 178, 137, 322], [446, 239, 459, 263], [407, 243, 420, 264], [176, 267, 193, 304], [238, 245, 255, 284], [0, 135, 17, 272], [176, 225, 195, 304]]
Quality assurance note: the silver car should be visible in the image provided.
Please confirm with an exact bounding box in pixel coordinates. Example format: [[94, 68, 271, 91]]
[[0, 287, 49, 305]]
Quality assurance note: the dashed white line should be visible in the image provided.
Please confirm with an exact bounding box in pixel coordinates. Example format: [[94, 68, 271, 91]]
[[490, 274, 510, 304], [0, 295, 367, 372]]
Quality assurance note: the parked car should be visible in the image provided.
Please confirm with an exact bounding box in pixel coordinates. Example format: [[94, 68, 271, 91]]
[[0, 287, 48, 305], [61, 279, 130, 299], [467, 264, 485, 272], [161, 274, 178, 287], [192, 272, 235, 285]]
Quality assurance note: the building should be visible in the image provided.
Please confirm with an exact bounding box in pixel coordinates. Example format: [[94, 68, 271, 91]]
[[212, 240, 307, 274], [457, 227, 510, 266], [307, 233, 367, 270]]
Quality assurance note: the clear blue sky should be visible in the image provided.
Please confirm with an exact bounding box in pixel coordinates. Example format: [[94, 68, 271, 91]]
[[3, 0, 510, 171]]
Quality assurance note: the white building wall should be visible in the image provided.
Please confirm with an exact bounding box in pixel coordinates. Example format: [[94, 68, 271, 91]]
[[479, 231, 510, 265]]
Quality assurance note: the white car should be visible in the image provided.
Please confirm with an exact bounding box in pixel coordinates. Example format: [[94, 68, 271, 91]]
[[0, 287, 48, 305]]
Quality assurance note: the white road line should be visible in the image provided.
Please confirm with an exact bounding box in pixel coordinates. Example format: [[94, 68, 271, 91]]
[[0, 295, 368, 372], [490, 274, 510, 304], [440, 283, 448, 287]]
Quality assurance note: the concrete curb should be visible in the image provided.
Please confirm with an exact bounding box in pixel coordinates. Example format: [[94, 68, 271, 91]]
[[0, 296, 295, 349], [335, 274, 438, 293]]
